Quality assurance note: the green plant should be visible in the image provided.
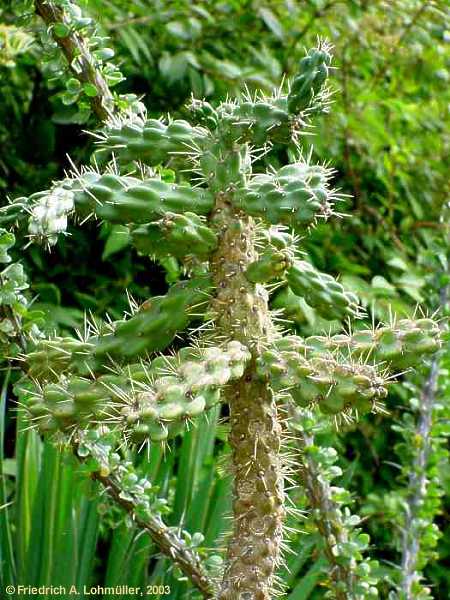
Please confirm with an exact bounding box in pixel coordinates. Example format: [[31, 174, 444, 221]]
[[1, 2, 448, 599]]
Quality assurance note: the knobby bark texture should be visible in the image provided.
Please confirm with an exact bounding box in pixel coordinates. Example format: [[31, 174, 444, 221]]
[[35, 0, 114, 120], [210, 195, 285, 600]]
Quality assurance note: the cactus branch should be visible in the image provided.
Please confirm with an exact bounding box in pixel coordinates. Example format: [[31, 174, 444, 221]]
[[35, 0, 115, 120], [297, 430, 360, 599], [22, 340, 250, 442], [91, 469, 216, 597], [290, 407, 378, 599]]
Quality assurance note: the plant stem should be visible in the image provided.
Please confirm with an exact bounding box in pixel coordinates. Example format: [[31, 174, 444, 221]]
[[90, 463, 217, 598], [210, 196, 284, 600], [297, 429, 355, 599], [35, 0, 114, 121], [399, 283, 448, 598]]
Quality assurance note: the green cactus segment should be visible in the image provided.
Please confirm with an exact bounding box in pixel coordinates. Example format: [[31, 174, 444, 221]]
[[189, 99, 220, 130], [257, 338, 388, 416], [131, 212, 217, 260], [129, 341, 251, 442], [70, 172, 214, 224], [236, 163, 336, 230], [286, 260, 362, 320], [305, 318, 441, 369], [271, 286, 309, 323], [94, 276, 213, 360], [198, 142, 250, 193], [23, 172, 214, 243], [23, 341, 250, 442], [95, 117, 209, 165], [26, 337, 96, 380], [287, 42, 332, 115], [220, 98, 292, 146], [245, 245, 292, 283], [190, 95, 293, 147], [25, 277, 213, 373]]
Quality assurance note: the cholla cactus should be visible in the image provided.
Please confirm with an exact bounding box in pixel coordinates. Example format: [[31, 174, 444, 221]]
[[5, 5, 444, 598]]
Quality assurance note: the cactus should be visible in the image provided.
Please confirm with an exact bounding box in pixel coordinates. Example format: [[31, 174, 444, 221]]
[[131, 212, 217, 261], [94, 117, 209, 166], [18, 171, 214, 247], [236, 162, 338, 230], [287, 44, 333, 115], [305, 318, 441, 368], [5, 5, 444, 598], [257, 339, 388, 417], [286, 259, 363, 320], [22, 341, 250, 443]]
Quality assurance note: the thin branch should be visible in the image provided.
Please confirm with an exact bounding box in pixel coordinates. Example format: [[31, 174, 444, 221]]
[[89, 460, 217, 598], [35, 0, 115, 121], [399, 282, 448, 598], [291, 418, 359, 599], [368, 0, 431, 92]]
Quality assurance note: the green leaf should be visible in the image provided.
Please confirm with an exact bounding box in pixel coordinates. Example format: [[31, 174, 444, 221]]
[[258, 7, 284, 40], [53, 23, 70, 38], [83, 83, 99, 97], [387, 256, 409, 271], [371, 275, 397, 297]]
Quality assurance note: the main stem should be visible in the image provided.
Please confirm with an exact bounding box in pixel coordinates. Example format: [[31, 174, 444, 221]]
[[210, 193, 285, 600]]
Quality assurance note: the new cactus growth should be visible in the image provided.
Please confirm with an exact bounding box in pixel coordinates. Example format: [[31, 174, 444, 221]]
[[4, 7, 444, 598], [286, 260, 362, 320], [94, 117, 209, 165]]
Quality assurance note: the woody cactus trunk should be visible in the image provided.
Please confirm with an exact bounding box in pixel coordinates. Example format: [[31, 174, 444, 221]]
[[2, 4, 443, 598]]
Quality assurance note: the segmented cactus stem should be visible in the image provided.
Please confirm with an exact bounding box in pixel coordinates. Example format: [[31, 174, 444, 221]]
[[399, 285, 449, 599], [297, 429, 360, 599], [210, 196, 284, 600]]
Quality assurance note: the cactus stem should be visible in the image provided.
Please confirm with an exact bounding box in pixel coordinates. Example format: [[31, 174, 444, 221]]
[[209, 195, 285, 600]]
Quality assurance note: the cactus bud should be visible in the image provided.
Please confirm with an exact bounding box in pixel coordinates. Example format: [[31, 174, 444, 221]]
[[287, 42, 332, 115]]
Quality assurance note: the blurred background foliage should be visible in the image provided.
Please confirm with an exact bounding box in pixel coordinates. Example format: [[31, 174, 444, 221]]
[[0, 1, 449, 598]]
